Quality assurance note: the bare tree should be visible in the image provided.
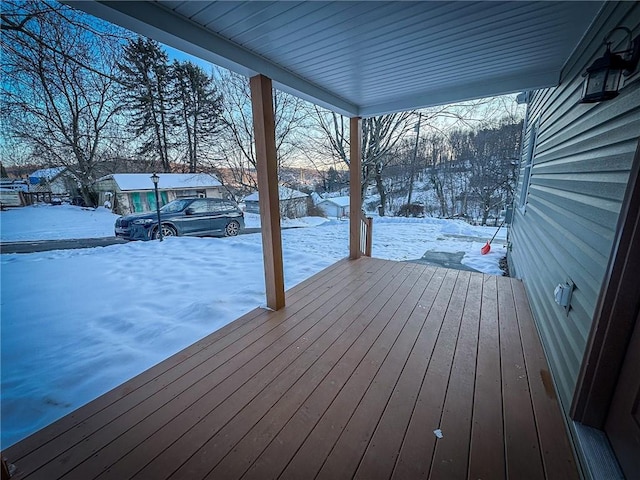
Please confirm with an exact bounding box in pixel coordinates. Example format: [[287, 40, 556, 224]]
[[1, 0, 123, 81], [312, 108, 414, 214], [466, 120, 522, 224], [421, 133, 454, 217], [311, 103, 485, 215], [215, 68, 310, 196], [388, 99, 524, 219], [1, 0, 125, 205]]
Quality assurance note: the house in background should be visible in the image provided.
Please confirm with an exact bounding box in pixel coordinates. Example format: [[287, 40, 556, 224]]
[[317, 196, 350, 219], [0, 179, 28, 193], [244, 186, 309, 218], [0, 180, 29, 208], [28, 167, 78, 198], [93, 173, 225, 215]]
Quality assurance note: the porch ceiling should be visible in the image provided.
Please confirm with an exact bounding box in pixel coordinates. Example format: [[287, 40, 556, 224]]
[[70, 1, 604, 116]]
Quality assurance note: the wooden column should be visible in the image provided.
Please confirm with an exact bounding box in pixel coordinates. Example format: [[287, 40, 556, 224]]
[[349, 116, 362, 260], [250, 74, 285, 310]]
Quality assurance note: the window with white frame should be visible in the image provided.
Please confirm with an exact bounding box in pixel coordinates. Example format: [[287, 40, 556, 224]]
[[519, 120, 539, 211]]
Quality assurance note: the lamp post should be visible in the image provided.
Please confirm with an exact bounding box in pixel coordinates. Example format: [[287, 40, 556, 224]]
[[151, 173, 162, 241]]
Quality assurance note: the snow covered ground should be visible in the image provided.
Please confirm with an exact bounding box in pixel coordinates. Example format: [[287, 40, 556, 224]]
[[0, 205, 506, 447], [0, 204, 119, 241]]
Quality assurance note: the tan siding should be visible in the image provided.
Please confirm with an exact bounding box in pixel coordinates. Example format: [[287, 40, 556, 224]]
[[509, 1, 640, 412], [205, 187, 222, 198], [93, 178, 119, 193]]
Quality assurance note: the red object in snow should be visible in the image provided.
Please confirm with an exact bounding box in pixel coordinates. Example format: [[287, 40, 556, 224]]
[[480, 220, 505, 255]]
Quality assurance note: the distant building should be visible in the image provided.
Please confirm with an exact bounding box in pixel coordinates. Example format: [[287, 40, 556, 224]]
[[0, 179, 30, 208], [93, 173, 225, 215], [0, 179, 29, 192], [317, 196, 350, 219], [310, 192, 323, 205], [28, 167, 78, 197], [244, 186, 309, 218]]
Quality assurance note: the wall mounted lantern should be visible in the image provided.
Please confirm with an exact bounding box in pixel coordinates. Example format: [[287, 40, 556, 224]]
[[581, 27, 640, 103]]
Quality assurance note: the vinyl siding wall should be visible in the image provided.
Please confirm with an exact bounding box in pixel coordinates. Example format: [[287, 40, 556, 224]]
[[508, 1, 640, 413]]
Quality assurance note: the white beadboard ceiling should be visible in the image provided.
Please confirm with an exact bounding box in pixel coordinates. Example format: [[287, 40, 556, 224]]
[[71, 1, 604, 116]]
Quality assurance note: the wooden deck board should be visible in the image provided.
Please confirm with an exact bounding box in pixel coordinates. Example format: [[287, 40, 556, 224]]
[[428, 271, 482, 479], [511, 279, 580, 479], [351, 267, 447, 480], [4, 258, 579, 480], [241, 267, 444, 480], [161, 260, 413, 480], [314, 264, 437, 480], [393, 270, 469, 479], [468, 274, 505, 480], [208, 263, 432, 480], [497, 275, 545, 478], [278, 263, 428, 480]]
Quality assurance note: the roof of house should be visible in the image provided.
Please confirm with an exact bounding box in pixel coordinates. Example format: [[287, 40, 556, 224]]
[[99, 173, 222, 191], [310, 191, 323, 204], [74, 1, 604, 117], [29, 167, 66, 181], [245, 186, 308, 202], [319, 196, 350, 207]]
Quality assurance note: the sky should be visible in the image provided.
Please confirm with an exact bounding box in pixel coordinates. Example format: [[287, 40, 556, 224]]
[[0, 204, 507, 448]]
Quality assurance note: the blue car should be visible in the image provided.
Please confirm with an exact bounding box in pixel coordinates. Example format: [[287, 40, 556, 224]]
[[115, 197, 244, 240]]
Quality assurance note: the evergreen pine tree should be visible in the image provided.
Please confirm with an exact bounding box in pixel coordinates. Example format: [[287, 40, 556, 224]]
[[118, 37, 173, 172], [171, 61, 223, 173]]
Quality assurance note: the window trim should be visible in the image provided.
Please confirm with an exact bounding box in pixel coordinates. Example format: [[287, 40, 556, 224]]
[[519, 120, 539, 212]]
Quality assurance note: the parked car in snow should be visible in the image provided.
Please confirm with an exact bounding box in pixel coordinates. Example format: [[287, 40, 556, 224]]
[[115, 197, 244, 240]]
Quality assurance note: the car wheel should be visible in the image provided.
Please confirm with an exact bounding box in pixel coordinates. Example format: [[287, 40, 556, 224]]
[[225, 220, 240, 237], [153, 224, 177, 239]]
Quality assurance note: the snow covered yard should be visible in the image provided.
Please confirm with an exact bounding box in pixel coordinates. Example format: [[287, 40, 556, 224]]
[[0, 204, 119, 241], [0, 205, 506, 447]]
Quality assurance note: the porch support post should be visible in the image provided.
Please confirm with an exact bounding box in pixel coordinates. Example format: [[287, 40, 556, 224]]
[[349, 116, 362, 260], [250, 74, 285, 310]]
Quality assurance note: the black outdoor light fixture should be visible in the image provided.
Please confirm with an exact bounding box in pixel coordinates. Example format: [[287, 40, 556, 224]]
[[581, 26, 640, 103], [150, 173, 163, 241]]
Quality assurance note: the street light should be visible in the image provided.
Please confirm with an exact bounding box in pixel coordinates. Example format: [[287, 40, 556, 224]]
[[150, 173, 162, 241]]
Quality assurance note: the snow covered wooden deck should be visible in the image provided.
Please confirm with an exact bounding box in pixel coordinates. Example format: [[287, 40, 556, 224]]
[[4, 257, 578, 479]]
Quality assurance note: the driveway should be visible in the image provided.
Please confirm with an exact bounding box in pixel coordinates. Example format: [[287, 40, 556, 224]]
[[0, 228, 262, 254]]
